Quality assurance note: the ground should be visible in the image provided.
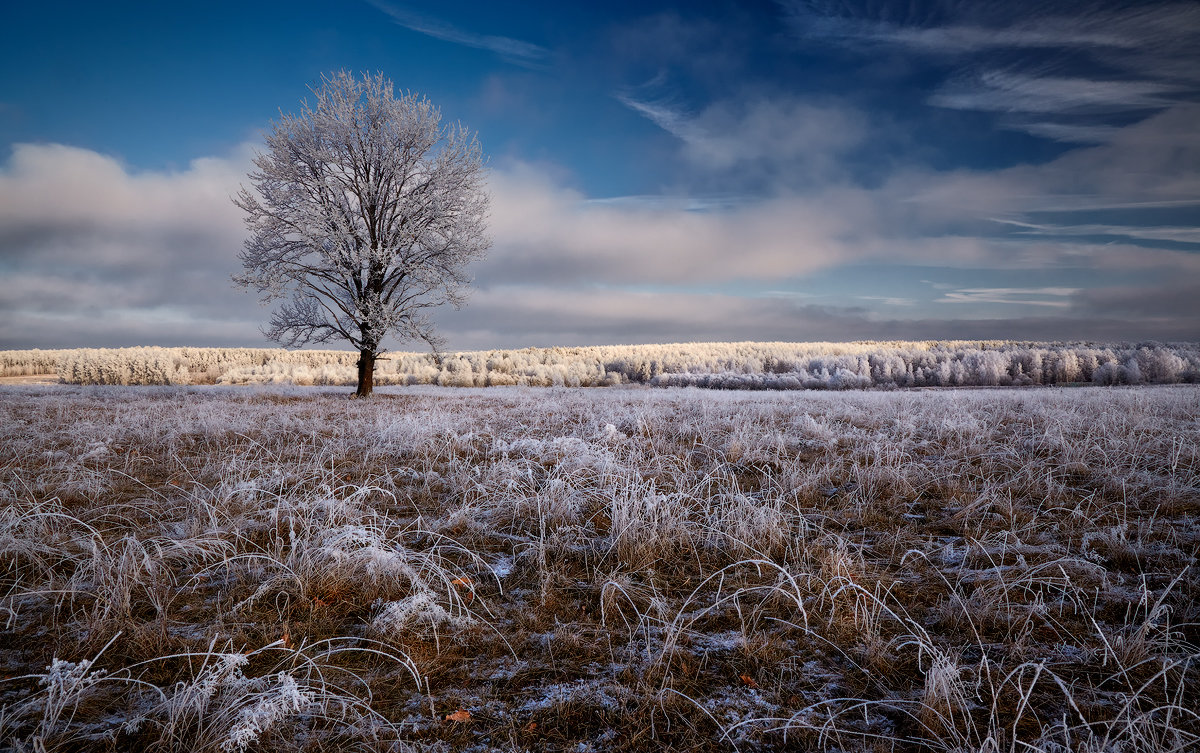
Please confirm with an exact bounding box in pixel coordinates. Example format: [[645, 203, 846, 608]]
[[1, 384, 1197, 751]]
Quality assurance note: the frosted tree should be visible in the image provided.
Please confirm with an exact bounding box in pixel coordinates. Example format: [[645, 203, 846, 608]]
[[235, 71, 490, 396]]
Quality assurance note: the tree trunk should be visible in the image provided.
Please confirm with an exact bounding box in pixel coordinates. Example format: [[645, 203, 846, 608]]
[[356, 349, 375, 398]]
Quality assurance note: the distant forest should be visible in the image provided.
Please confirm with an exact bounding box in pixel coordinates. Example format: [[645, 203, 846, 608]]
[[4, 341, 1198, 389]]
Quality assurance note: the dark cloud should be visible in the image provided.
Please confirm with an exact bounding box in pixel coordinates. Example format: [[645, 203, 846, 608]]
[[436, 284, 1198, 350], [1074, 280, 1200, 321]]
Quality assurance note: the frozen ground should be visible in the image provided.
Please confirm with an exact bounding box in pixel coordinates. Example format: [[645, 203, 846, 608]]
[[0, 384, 1197, 751]]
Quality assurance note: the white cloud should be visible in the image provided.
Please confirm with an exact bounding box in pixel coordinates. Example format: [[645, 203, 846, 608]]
[[0, 143, 263, 347], [937, 287, 1079, 308], [483, 161, 867, 285], [616, 93, 866, 174], [2, 121, 1198, 350], [0, 143, 249, 240], [931, 72, 1179, 115], [892, 105, 1200, 216], [990, 217, 1200, 244]]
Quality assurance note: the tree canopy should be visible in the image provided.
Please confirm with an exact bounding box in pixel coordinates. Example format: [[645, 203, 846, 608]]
[[235, 71, 490, 396]]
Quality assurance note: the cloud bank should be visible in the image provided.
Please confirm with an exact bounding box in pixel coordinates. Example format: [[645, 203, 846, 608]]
[[4, 116, 1195, 351]]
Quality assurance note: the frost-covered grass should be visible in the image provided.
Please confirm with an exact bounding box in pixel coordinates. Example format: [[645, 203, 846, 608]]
[[1, 384, 1197, 751], [3, 340, 1199, 388]]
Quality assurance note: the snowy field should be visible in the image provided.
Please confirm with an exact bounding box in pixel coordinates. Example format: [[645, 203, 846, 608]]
[[1, 384, 1197, 751]]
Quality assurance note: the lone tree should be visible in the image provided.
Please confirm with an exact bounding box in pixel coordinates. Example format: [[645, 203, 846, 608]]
[[235, 71, 490, 397]]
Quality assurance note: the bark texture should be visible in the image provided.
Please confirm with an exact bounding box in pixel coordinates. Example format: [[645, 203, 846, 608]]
[[356, 349, 375, 397]]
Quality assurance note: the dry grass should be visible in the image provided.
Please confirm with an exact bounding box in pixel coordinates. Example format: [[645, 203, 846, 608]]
[[0, 383, 1196, 751]]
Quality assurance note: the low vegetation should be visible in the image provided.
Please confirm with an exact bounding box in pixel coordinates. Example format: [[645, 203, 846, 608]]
[[1, 384, 1196, 751], [3, 340, 1199, 388]]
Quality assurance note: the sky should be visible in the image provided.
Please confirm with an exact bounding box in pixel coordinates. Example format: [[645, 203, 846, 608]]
[[1, 0, 1198, 351]]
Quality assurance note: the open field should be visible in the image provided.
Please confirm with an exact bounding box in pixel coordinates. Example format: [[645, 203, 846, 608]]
[[3, 340, 1199, 389], [1, 384, 1197, 751]]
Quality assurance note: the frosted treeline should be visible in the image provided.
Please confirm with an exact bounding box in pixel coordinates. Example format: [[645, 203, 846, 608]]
[[0, 349, 69, 376], [49, 347, 358, 386], [3, 340, 1199, 388]]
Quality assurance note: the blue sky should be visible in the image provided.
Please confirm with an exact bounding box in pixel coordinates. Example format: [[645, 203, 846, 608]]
[[1, 0, 1198, 349]]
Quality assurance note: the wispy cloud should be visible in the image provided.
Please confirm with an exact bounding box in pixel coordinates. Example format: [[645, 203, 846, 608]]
[[781, 1, 1200, 60], [615, 89, 867, 187], [937, 287, 1079, 308], [1014, 121, 1121, 144], [779, 1, 1200, 142], [931, 72, 1180, 115], [857, 295, 916, 307], [365, 0, 549, 68], [614, 93, 703, 145], [990, 218, 1200, 245]]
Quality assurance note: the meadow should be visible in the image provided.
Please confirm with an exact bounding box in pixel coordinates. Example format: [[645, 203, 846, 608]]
[[1, 383, 1196, 751]]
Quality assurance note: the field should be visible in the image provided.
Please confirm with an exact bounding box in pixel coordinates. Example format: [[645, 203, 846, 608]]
[[1, 384, 1198, 751]]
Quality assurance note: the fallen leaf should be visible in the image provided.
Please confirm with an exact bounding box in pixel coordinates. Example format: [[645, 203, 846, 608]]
[[524, 721, 538, 732], [739, 674, 759, 689], [451, 577, 474, 600], [445, 709, 471, 722]]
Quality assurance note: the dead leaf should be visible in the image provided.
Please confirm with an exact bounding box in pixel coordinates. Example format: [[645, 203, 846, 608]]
[[445, 709, 471, 722], [451, 577, 474, 600], [524, 721, 538, 732], [739, 674, 759, 689]]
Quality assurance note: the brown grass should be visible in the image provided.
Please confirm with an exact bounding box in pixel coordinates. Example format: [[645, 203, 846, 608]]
[[0, 383, 1197, 751]]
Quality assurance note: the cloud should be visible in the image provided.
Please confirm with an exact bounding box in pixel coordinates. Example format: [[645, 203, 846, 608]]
[[2, 133, 1197, 351], [1074, 279, 1200, 320], [892, 105, 1200, 217], [615, 93, 867, 177], [937, 287, 1079, 308], [782, 2, 1200, 58], [364, 0, 549, 68], [781, 2, 1200, 59], [1013, 122, 1121, 144], [930, 72, 1180, 115], [481, 161, 877, 286], [437, 283, 1198, 349], [0, 143, 265, 348], [780, 1, 1200, 143], [989, 217, 1200, 245]]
